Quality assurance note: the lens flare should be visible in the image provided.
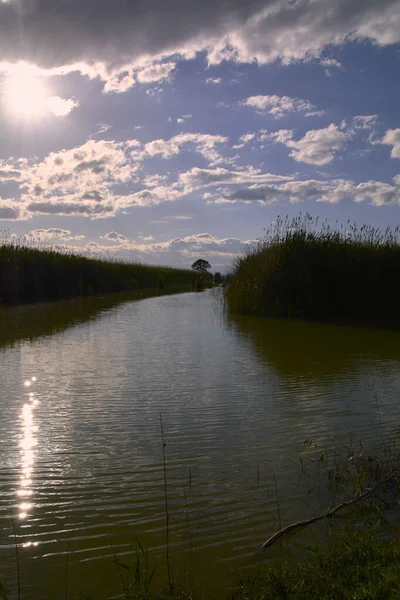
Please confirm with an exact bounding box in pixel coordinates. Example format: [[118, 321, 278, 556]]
[[4, 71, 50, 119]]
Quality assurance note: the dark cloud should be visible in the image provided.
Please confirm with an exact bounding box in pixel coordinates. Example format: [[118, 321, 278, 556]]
[[26, 200, 115, 217], [229, 186, 281, 201], [0, 0, 399, 76], [74, 159, 106, 174], [0, 207, 19, 219], [103, 231, 128, 242], [0, 0, 263, 68], [0, 169, 21, 181]]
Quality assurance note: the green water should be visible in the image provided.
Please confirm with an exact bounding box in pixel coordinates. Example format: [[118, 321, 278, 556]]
[[1, 289, 400, 598]]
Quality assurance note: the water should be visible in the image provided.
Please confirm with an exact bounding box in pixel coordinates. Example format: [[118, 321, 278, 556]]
[[1, 289, 400, 598]]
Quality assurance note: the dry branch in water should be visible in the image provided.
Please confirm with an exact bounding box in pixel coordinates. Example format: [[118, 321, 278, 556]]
[[260, 463, 400, 552]]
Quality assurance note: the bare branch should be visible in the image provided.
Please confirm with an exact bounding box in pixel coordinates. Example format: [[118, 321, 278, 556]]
[[260, 463, 400, 552]]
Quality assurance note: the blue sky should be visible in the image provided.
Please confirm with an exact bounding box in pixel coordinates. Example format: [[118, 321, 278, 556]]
[[0, 0, 400, 271]]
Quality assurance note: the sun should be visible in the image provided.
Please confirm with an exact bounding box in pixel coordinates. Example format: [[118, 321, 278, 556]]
[[3, 67, 50, 119]]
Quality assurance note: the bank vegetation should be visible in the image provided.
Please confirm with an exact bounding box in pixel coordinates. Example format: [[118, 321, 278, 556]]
[[226, 214, 400, 320], [0, 239, 212, 306]]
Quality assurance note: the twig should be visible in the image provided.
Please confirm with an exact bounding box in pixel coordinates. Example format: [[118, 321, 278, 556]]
[[11, 517, 21, 600], [159, 413, 172, 592], [260, 463, 400, 551], [272, 472, 281, 532], [65, 537, 71, 600], [375, 393, 382, 426]]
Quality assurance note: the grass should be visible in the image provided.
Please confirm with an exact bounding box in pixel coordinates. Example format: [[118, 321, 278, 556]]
[[0, 236, 212, 306], [232, 529, 400, 600], [226, 214, 400, 320]]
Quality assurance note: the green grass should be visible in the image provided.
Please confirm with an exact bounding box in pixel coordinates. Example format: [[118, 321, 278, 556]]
[[226, 214, 400, 320], [232, 529, 400, 600], [0, 237, 212, 306]]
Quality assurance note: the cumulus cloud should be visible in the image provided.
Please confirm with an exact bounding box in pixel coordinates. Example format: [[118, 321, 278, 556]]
[[320, 58, 344, 69], [1, 133, 294, 218], [136, 62, 176, 83], [243, 95, 318, 118], [0, 168, 22, 181], [0, 0, 398, 93], [381, 128, 400, 158], [91, 123, 112, 138], [269, 124, 352, 165], [25, 200, 116, 218], [213, 178, 400, 206], [84, 231, 255, 266], [144, 132, 228, 163], [46, 96, 79, 117], [176, 113, 192, 123], [103, 231, 129, 243], [13, 139, 142, 218], [207, 0, 400, 67], [233, 132, 256, 148], [0, 199, 25, 220], [352, 115, 379, 130], [24, 228, 85, 241], [178, 166, 293, 191]]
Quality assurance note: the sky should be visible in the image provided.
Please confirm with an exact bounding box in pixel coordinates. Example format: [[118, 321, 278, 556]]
[[0, 0, 399, 272]]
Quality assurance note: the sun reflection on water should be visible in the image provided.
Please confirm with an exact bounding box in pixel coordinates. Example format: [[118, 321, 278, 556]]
[[18, 377, 39, 521]]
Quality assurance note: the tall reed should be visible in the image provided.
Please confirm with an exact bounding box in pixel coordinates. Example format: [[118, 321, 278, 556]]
[[226, 214, 400, 320], [0, 235, 211, 306]]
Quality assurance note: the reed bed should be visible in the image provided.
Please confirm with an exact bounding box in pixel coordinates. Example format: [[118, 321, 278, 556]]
[[226, 214, 400, 320], [0, 236, 211, 306]]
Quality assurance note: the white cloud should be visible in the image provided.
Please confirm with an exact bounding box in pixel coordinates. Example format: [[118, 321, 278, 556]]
[[269, 124, 352, 165], [144, 132, 228, 163], [394, 174, 400, 185], [243, 95, 317, 119], [145, 86, 163, 96], [240, 133, 256, 144], [205, 77, 222, 84], [233, 132, 256, 148], [91, 231, 254, 260], [381, 128, 400, 158], [143, 174, 168, 187], [6, 139, 142, 218], [207, 1, 400, 67], [176, 113, 192, 123], [144, 138, 180, 159], [352, 115, 379, 130], [46, 96, 79, 116], [320, 58, 344, 69], [90, 123, 112, 138], [103, 70, 136, 93], [24, 228, 85, 241], [137, 62, 176, 83], [349, 181, 400, 205]]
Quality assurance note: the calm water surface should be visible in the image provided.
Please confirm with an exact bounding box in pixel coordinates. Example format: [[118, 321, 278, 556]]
[[1, 289, 400, 598]]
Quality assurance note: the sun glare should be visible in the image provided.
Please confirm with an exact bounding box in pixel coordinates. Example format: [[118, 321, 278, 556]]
[[4, 70, 50, 119]]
